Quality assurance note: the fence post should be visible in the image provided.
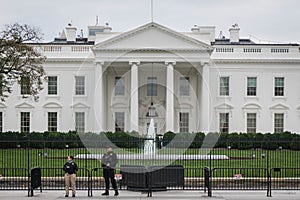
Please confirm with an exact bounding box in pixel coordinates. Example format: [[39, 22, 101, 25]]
[[204, 167, 212, 197], [267, 169, 272, 197]]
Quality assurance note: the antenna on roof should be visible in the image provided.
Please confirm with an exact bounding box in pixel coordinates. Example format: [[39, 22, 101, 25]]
[[96, 16, 99, 25], [151, 0, 154, 22]]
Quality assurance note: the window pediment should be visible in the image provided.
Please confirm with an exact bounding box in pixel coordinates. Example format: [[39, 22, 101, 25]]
[[215, 103, 234, 110], [242, 103, 262, 110], [269, 103, 289, 110], [70, 103, 90, 109], [0, 102, 7, 109], [15, 102, 35, 109], [43, 102, 62, 109]]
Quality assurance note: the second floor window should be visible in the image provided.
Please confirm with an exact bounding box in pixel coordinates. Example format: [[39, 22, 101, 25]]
[[147, 77, 157, 96], [180, 77, 189, 96], [75, 76, 85, 95], [48, 76, 58, 95], [220, 77, 229, 96], [20, 76, 30, 95], [247, 77, 257, 96], [274, 77, 284, 96], [115, 77, 125, 96]]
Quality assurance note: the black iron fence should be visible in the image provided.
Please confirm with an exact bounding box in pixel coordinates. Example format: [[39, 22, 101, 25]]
[[0, 138, 300, 197]]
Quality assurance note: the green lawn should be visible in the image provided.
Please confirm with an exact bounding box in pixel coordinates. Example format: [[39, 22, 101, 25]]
[[1, 148, 300, 177]]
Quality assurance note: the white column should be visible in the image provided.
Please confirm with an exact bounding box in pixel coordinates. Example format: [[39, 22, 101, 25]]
[[94, 62, 104, 133], [200, 63, 210, 133], [165, 61, 175, 132], [129, 61, 140, 132]]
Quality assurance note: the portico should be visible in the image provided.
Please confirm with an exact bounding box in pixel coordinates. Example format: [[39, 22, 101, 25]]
[[92, 22, 213, 134]]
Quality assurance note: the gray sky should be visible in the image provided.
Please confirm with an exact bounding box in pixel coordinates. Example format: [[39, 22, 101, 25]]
[[1, 0, 299, 43]]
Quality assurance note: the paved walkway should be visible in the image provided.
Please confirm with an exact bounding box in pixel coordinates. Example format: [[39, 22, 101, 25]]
[[0, 190, 300, 200]]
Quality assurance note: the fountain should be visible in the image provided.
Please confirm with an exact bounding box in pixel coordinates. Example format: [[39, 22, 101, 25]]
[[144, 118, 156, 157]]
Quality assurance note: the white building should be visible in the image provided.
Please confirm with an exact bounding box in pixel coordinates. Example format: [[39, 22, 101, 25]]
[[1, 22, 300, 134]]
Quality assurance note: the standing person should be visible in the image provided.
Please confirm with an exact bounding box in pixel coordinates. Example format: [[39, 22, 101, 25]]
[[101, 146, 119, 196], [63, 155, 78, 197]]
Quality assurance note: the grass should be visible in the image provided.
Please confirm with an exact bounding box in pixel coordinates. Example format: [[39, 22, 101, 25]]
[[1, 147, 300, 177]]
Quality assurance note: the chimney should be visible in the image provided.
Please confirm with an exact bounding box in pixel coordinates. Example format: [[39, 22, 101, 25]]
[[65, 23, 77, 42], [229, 23, 240, 43]]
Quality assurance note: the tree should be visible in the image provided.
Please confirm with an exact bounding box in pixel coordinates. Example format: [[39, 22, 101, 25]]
[[0, 23, 46, 101]]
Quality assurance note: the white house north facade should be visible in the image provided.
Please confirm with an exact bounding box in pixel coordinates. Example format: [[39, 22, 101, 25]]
[[1, 22, 300, 134]]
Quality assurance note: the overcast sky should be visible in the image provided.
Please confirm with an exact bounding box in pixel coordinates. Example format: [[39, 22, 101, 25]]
[[1, 0, 299, 43]]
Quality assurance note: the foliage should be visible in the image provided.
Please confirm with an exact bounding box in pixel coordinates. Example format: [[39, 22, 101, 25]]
[[0, 23, 46, 101], [0, 131, 300, 150]]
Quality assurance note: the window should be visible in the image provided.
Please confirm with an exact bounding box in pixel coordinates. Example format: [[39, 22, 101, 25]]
[[115, 112, 125, 132], [48, 76, 58, 95], [274, 113, 284, 133], [247, 77, 257, 96], [75, 112, 85, 133], [146, 122, 158, 134], [0, 112, 2, 133], [220, 77, 229, 96], [20, 76, 30, 95], [48, 112, 58, 132], [179, 112, 189, 133], [75, 76, 85, 95], [147, 77, 157, 96], [115, 77, 125, 96], [180, 77, 189, 96], [247, 113, 256, 133], [274, 77, 284, 96], [219, 113, 229, 133], [20, 112, 30, 133]]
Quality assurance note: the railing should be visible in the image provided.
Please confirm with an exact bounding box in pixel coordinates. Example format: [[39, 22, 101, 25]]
[[1, 139, 300, 197]]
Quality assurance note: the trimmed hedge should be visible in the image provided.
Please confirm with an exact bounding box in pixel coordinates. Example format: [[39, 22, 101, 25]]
[[0, 131, 299, 150]]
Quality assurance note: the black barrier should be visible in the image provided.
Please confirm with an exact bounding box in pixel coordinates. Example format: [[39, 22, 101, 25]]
[[30, 167, 41, 196], [38, 168, 91, 196], [0, 168, 28, 190], [269, 168, 300, 197], [120, 165, 147, 190], [120, 165, 184, 197]]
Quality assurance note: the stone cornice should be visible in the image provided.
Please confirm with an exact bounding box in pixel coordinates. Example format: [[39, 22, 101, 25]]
[[93, 48, 211, 53], [212, 58, 300, 64], [45, 57, 94, 63]]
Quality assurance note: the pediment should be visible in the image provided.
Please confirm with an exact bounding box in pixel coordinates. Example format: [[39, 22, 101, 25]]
[[15, 102, 34, 109], [43, 102, 62, 109], [269, 103, 289, 110], [93, 22, 213, 51], [242, 103, 262, 110], [215, 103, 234, 110], [70, 103, 90, 109], [0, 102, 7, 108]]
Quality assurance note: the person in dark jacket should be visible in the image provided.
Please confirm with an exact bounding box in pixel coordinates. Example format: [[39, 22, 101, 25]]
[[63, 155, 78, 197], [101, 146, 119, 196]]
